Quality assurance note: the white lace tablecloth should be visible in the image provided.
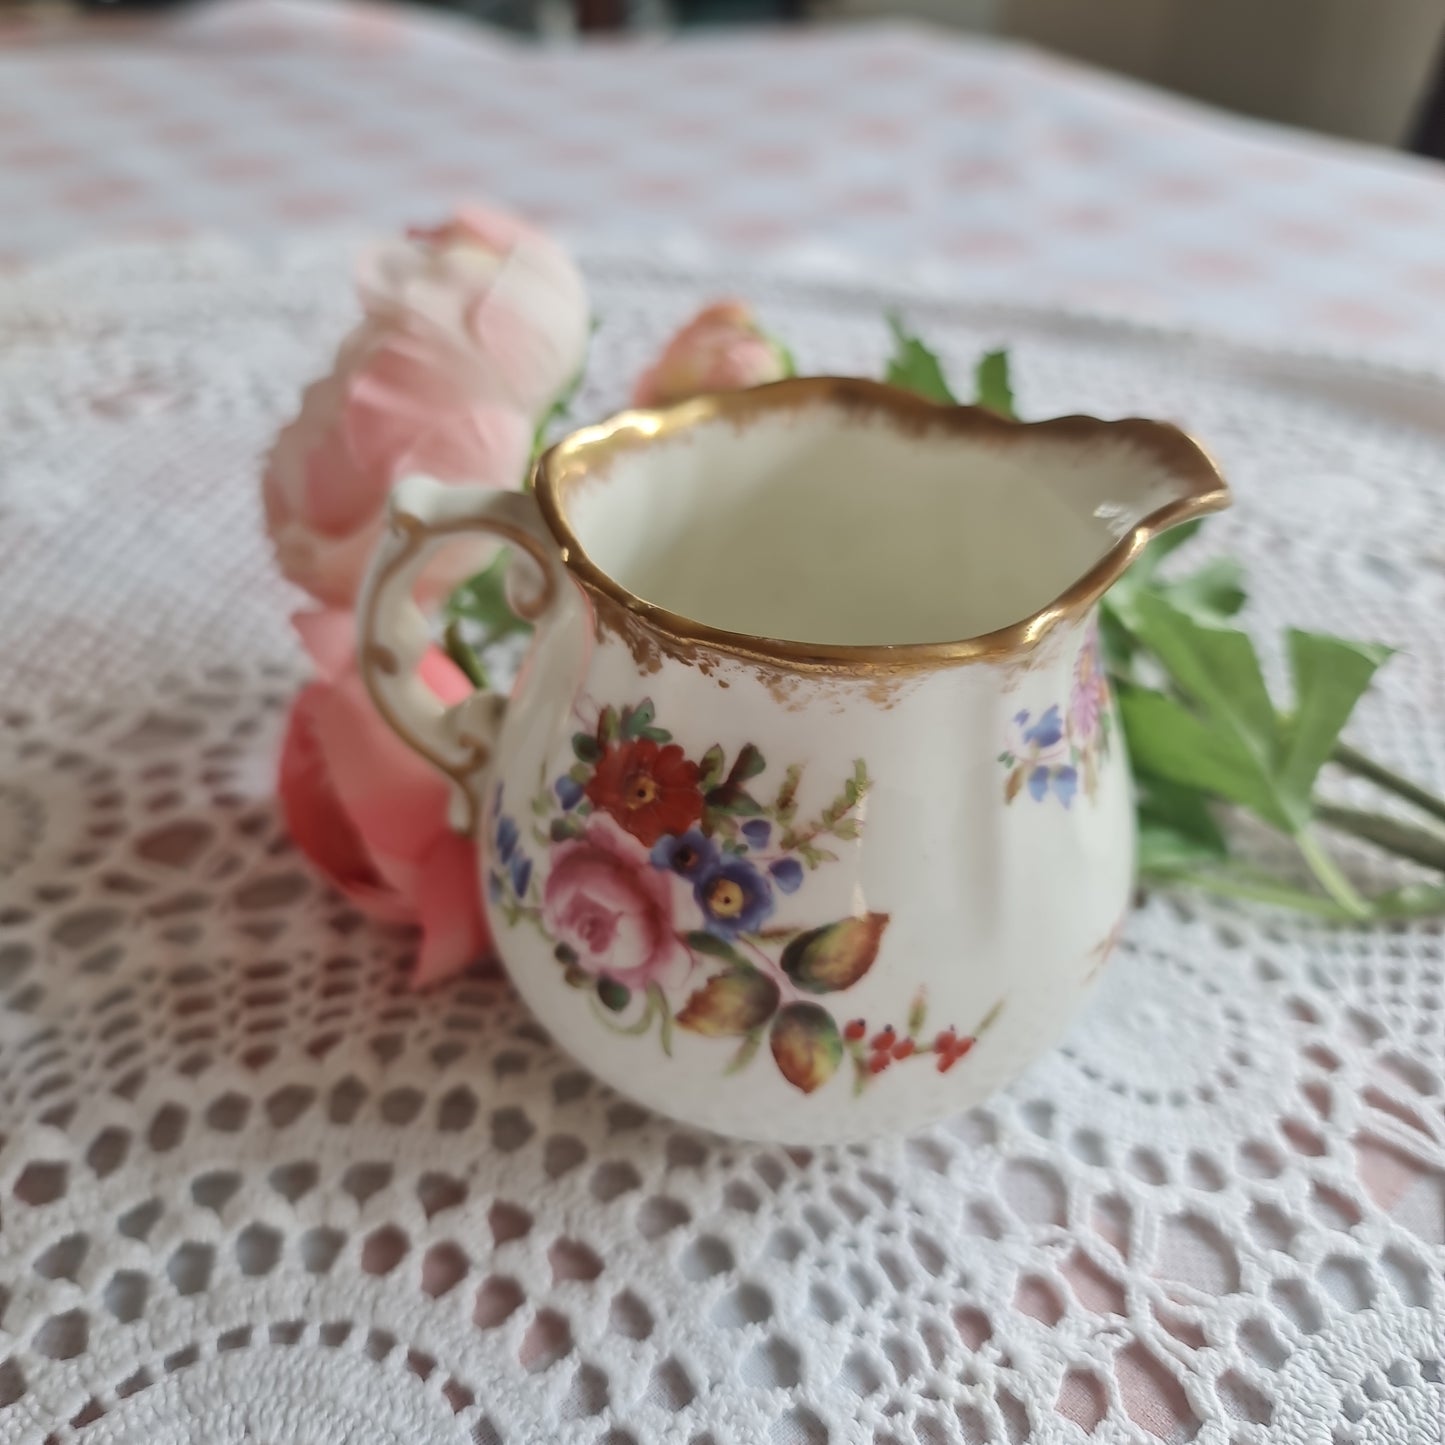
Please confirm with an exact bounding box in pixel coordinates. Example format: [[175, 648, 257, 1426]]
[[1, 242, 1443, 1444]]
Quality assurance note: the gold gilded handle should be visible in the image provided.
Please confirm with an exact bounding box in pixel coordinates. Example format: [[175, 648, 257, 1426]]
[[358, 477, 562, 832]]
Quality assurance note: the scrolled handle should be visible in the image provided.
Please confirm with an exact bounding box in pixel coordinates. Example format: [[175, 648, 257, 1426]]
[[358, 476, 563, 831]]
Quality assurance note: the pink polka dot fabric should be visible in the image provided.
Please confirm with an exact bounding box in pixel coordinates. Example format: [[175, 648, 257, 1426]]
[[3, 0, 1445, 359]]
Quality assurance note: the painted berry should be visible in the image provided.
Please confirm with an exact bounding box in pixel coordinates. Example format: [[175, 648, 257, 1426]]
[[870, 1026, 896, 1053], [844, 1018, 867, 1042], [892, 1038, 915, 1060], [868, 1054, 890, 1076]]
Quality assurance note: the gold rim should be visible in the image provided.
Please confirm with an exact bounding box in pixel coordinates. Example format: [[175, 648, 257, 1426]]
[[533, 376, 1231, 673]]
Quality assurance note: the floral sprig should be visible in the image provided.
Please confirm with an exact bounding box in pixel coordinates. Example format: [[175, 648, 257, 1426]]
[[487, 695, 980, 1095]]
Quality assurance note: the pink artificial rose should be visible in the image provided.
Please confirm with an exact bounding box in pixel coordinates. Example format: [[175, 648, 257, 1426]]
[[263, 205, 589, 608], [543, 815, 691, 990], [277, 608, 492, 987], [632, 300, 789, 408]]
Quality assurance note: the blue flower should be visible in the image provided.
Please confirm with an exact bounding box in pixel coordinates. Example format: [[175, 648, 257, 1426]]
[[1024, 704, 1063, 749], [741, 819, 772, 849], [554, 776, 584, 810], [1027, 765, 1051, 802], [510, 854, 533, 896], [650, 829, 718, 880], [487, 871, 504, 903], [1014, 709, 1031, 727], [769, 857, 804, 894], [695, 856, 774, 938], [1052, 766, 1078, 809], [495, 814, 519, 863]]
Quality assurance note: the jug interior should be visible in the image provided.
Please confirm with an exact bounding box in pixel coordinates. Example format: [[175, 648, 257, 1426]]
[[560, 400, 1194, 648]]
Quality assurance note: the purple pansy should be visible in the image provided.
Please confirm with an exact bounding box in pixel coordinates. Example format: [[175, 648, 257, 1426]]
[[650, 829, 718, 881], [495, 814, 519, 863], [1028, 765, 1051, 802], [554, 775, 584, 810], [741, 819, 772, 849], [695, 856, 775, 938], [769, 857, 804, 894]]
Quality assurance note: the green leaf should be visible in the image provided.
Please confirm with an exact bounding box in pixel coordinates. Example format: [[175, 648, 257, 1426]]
[[1136, 774, 1227, 857], [639, 726, 672, 743], [780, 914, 890, 994], [732, 743, 767, 782], [677, 967, 780, 1037], [1166, 556, 1247, 622], [597, 978, 630, 1012], [699, 744, 726, 790], [774, 763, 802, 820], [769, 1003, 843, 1094], [549, 816, 584, 843], [1278, 631, 1392, 806], [884, 313, 957, 404], [705, 789, 764, 817], [724, 1030, 765, 1075], [907, 991, 927, 1036], [974, 349, 1016, 419], [572, 732, 601, 763], [598, 706, 620, 742], [621, 698, 656, 739], [685, 930, 751, 966], [1117, 686, 1288, 829], [442, 620, 488, 690], [773, 338, 798, 378]]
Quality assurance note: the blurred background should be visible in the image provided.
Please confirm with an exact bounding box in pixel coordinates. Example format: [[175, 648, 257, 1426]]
[[11, 0, 1443, 152]]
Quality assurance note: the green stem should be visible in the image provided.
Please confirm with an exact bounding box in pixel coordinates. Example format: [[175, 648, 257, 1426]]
[[1315, 802, 1445, 876], [1142, 865, 1357, 920], [443, 620, 489, 691], [1332, 741, 1445, 829], [1295, 828, 1371, 919]]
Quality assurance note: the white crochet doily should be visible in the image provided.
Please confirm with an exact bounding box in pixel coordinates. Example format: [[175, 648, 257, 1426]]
[[1, 241, 1443, 1445]]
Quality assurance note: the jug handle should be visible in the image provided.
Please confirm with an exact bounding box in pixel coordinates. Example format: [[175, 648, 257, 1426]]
[[357, 475, 564, 833]]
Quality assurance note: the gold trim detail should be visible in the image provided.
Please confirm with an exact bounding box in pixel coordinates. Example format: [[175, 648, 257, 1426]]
[[359, 508, 560, 832], [533, 376, 1231, 675]]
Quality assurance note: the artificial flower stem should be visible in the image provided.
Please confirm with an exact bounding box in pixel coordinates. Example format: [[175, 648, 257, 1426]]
[[443, 621, 490, 692], [1331, 741, 1445, 828], [1142, 865, 1356, 920], [1315, 801, 1445, 876], [1294, 827, 1371, 920]]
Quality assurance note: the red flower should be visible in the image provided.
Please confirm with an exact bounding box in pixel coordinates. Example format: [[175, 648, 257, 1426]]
[[584, 738, 704, 847]]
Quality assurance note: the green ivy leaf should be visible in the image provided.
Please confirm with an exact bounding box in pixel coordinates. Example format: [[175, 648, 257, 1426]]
[[769, 1003, 843, 1094], [884, 313, 957, 404], [677, 967, 780, 1037], [1135, 774, 1229, 875], [780, 914, 890, 994], [445, 550, 533, 652], [974, 349, 1016, 419]]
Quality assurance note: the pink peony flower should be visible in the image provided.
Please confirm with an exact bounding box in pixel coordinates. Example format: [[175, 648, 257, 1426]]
[[277, 608, 492, 987], [542, 815, 691, 990], [263, 205, 589, 608], [632, 300, 789, 408]]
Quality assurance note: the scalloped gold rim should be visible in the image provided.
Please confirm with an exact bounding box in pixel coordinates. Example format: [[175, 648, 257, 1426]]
[[533, 376, 1231, 674]]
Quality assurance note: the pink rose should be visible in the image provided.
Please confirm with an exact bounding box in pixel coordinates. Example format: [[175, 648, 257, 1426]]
[[277, 608, 492, 987], [632, 300, 789, 408], [543, 815, 691, 990], [263, 205, 589, 608]]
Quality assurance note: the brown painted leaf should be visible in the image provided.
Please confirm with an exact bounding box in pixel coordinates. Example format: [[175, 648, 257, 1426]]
[[677, 967, 779, 1037], [780, 914, 890, 994], [1005, 765, 1025, 802], [769, 1003, 843, 1094]]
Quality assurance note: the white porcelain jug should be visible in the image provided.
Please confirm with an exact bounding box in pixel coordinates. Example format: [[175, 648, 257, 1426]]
[[360, 377, 1229, 1143]]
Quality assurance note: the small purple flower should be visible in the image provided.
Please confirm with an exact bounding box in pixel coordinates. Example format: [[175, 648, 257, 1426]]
[[650, 829, 718, 881], [1014, 709, 1030, 727], [510, 854, 533, 896], [741, 819, 772, 849], [1028, 765, 1051, 802], [1023, 705, 1063, 750], [554, 775, 584, 810], [1052, 766, 1078, 809], [695, 856, 775, 938], [495, 814, 519, 863], [487, 871, 504, 903], [769, 857, 804, 894]]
